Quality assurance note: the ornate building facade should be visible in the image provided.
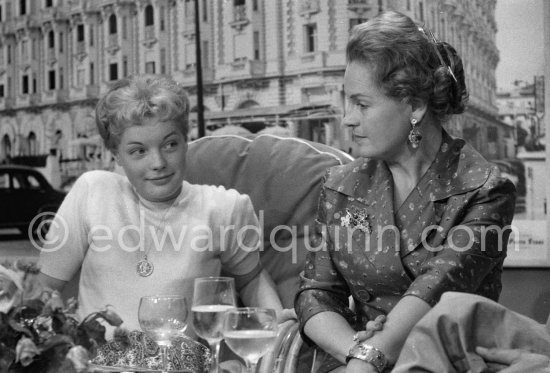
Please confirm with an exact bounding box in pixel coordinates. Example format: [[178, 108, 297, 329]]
[[0, 0, 509, 175]]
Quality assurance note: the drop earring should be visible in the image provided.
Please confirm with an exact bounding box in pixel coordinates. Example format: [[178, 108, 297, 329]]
[[408, 118, 422, 148]]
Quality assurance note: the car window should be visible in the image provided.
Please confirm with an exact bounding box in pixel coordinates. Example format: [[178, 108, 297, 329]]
[[0, 173, 8, 189], [11, 173, 22, 189], [25, 174, 43, 189]]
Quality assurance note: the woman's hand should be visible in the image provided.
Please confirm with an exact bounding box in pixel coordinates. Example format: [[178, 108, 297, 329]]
[[345, 358, 379, 373], [476, 346, 550, 372], [353, 315, 387, 342]]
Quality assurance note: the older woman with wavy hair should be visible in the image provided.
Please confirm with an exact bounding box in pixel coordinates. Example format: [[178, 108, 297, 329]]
[[295, 11, 516, 373]]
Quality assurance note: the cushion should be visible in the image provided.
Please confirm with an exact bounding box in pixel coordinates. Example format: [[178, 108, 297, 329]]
[[186, 134, 353, 307]]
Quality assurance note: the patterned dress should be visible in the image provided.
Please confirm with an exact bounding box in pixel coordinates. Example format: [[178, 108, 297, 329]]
[[295, 130, 517, 339]]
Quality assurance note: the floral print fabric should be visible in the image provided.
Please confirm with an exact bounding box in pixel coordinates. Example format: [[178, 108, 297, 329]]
[[295, 130, 517, 334]]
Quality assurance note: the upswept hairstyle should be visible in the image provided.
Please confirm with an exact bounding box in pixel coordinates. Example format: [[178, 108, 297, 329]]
[[95, 75, 189, 152], [347, 11, 468, 122]]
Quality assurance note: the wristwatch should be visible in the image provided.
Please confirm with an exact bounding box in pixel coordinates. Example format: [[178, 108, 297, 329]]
[[346, 343, 387, 372]]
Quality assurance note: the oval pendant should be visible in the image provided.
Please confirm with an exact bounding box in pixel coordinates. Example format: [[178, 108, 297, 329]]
[[137, 259, 154, 277]]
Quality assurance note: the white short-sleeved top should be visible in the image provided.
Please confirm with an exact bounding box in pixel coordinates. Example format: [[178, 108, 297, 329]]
[[39, 170, 261, 334]]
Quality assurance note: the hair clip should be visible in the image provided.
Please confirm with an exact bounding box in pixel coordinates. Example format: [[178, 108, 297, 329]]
[[418, 26, 458, 84]]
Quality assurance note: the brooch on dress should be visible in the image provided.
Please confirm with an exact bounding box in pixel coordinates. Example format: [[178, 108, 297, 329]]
[[340, 207, 371, 234]]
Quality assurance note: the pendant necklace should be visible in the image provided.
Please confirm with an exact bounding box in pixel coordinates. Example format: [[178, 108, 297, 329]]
[[136, 198, 177, 277]]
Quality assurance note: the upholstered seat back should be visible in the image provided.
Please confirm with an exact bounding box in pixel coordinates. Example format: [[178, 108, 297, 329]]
[[186, 134, 353, 307]]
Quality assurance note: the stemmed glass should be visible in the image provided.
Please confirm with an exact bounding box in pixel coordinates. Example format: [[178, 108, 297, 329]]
[[192, 277, 237, 373], [223, 308, 278, 373], [138, 295, 188, 373]]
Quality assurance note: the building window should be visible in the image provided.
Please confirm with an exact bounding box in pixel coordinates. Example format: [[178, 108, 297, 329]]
[[48, 31, 54, 49], [22, 75, 29, 94], [0, 85, 4, 97], [59, 67, 64, 89], [89, 25, 94, 46], [77, 69, 84, 86], [77, 24, 84, 42], [145, 5, 154, 26], [202, 0, 207, 21], [19, 0, 26, 15], [406, 0, 411, 10], [234, 0, 245, 5], [304, 24, 317, 53], [253, 0, 258, 11], [27, 132, 37, 156], [160, 49, 166, 74], [109, 14, 117, 34], [122, 16, 127, 40], [45, 0, 53, 7], [109, 63, 118, 81], [349, 18, 367, 32], [59, 32, 63, 52], [487, 126, 498, 142], [418, 1, 424, 22], [145, 61, 155, 74], [202, 40, 208, 67], [48, 70, 56, 90], [21, 40, 28, 61], [122, 56, 128, 77], [32, 75, 37, 93], [160, 6, 165, 31], [253, 31, 260, 60], [90, 62, 94, 85], [0, 5, 3, 22], [7, 45, 11, 64]]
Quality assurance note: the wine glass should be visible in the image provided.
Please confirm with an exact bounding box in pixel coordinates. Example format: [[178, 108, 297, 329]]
[[223, 307, 278, 373], [138, 295, 188, 373], [192, 277, 237, 373]]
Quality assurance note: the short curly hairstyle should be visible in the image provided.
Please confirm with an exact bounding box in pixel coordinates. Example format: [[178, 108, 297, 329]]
[[95, 75, 189, 152], [346, 11, 468, 122]]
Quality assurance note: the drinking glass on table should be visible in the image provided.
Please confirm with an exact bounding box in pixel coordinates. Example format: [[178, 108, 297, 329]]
[[138, 295, 188, 373], [223, 307, 278, 373], [192, 277, 237, 373]]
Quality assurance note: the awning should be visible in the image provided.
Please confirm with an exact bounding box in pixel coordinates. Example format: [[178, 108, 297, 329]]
[[69, 134, 103, 147], [189, 103, 342, 127]]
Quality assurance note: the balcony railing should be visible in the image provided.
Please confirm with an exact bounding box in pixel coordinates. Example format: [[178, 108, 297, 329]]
[[57, 90, 69, 102], [30, 93, 41, 106], [230, 5, 249, 30], [347, 0, 372, 12], [108, 34, 118, 47], [76, 41, 85, 54], [249, 60, 265, 76], [300, 0, 320, 14], [5, 97, 16, 109], [144, 25, 155, 40]]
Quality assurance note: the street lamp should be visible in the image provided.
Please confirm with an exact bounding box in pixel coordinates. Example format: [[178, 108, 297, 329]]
[[194, 0, 205, 138]]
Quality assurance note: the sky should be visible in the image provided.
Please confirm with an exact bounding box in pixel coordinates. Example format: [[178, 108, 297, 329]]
[[495, 0, 544, 91]]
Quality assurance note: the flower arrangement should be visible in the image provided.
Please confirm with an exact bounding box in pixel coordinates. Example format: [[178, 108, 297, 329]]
[[0, 260, 123, 373]]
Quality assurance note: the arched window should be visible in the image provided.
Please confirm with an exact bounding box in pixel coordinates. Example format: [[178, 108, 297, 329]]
[[145, 5, 154, 26], [109, 14, 117, 34], [27, 132, 37, 155], [1, 135, 11, 161], [48, 31, 55, 48]]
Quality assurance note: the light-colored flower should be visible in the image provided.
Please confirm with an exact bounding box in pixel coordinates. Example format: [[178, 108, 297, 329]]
[[45, 290, 64, 311], [0, 264, 23, 313], [15, 337, 40, 367], [66, 345, 90, 372]]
